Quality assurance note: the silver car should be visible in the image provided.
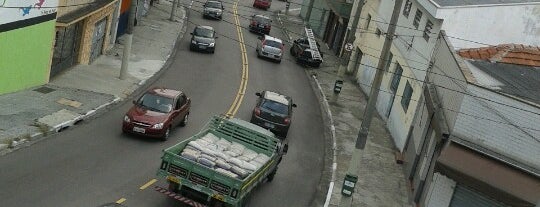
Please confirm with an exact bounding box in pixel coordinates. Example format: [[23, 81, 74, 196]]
[[256, 35, 284, 63]]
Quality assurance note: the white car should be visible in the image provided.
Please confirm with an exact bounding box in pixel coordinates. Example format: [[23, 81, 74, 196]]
[[256, 35, 284, 63]]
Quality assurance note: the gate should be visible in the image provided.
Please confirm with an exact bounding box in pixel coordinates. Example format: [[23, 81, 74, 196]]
[[90, 18, 107, 63]]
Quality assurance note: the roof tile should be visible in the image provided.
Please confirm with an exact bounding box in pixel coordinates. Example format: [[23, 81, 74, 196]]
[[458, 44, 540, 67]]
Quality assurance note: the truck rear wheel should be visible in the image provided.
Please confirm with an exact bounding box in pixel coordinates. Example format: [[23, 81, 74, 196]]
[[267, 169, 277, 182], [168, 182, 179, 193]]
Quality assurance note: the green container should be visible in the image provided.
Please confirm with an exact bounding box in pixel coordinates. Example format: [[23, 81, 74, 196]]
[[341, 174, 358, 197]]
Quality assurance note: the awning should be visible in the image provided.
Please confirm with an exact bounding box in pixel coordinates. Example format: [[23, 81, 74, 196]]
[[56, 0, 116, 27], [437, 142, 540, 205]]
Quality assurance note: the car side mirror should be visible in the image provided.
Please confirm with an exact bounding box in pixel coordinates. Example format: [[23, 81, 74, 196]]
[[190, 32, 193, 35], [292, 103, 297, 107], [283, 144, 288, 154], [255, 92, 262, 97], [257, 36, 263, 40], [215, 36, 219, 38], [132, 100, 137, 105]]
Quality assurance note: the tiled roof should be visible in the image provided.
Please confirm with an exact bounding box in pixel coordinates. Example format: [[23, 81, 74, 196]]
[[458, 44, 540, 67]]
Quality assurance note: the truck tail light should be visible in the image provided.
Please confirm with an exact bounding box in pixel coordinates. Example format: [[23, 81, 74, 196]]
[[254, 107, 261, 116], [284, 118, 290, 125]]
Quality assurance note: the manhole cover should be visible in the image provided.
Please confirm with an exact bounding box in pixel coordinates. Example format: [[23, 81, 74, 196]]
[[34, 86, 55, 94]]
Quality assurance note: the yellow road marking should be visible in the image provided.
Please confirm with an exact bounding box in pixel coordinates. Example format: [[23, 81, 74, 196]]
[[226, 0, 249, 118], [139, 179, 157, 190], [116, 198, 126, 204]]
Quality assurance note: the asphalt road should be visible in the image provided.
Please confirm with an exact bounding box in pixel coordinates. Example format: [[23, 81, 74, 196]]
[[0, 0, 325, 206]]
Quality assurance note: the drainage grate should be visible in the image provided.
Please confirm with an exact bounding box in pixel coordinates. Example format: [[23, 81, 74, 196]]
[[34, 86, 55, 94]]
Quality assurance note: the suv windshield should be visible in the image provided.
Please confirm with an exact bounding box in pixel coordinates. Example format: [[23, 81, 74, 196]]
[[261, 99, 288, 114], [194, 27, 214, 38], [206, 1, 221, 8], [264, 40, 281, 48], [137, 93, 174, 113]]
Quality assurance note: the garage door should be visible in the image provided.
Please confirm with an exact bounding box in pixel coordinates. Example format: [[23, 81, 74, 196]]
[[449, 185, 509, 207]]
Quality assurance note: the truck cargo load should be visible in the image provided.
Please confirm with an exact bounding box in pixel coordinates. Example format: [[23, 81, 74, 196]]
[[156, 115, 288, 207]]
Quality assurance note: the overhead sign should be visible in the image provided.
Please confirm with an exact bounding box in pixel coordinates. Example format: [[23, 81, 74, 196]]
[[0, 0, 58, 25], [344, 43, 353, 52]]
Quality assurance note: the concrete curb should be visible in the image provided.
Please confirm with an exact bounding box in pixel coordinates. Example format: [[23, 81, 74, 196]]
[[278, 11, 338, 206], [311, 74, 338, 207]]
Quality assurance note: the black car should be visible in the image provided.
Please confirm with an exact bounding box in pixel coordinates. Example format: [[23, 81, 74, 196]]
[[203, 0, 224, 20], [248, 14, 272, 35], [250, 91, 296, 138], [290, 37, 323, 67], [189, 25, 217, 53]]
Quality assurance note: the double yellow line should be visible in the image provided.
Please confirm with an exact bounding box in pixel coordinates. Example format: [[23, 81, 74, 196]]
[[225, 0, 249, 118]]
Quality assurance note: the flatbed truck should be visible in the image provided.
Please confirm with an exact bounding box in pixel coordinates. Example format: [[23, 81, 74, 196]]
[[156, 115, 288, 207]]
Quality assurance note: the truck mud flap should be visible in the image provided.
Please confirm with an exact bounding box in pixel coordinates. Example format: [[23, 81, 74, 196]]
[[154, 186, 207, 207]]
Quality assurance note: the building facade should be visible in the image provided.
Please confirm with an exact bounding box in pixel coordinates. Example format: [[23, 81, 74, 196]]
[[404, 34, 540, 207], [0, 0, 58, 94], [51, 0, 119, 77]]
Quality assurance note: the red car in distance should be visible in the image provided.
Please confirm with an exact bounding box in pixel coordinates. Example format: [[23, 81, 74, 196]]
[[122, 87, 190, 140], [253, 0, 271, 10]]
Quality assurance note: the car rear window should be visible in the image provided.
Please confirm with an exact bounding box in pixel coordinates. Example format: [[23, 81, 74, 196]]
[[194, 27, 214, 38], [138, 93, 174, 113], [206, 1, 221, 8], [254, 16, 270, 24], [264, 40, 282, 48], [261, 99, 288, 114]]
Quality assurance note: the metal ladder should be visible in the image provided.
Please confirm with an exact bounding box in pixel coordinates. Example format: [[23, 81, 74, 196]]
[[305, 28, 322, 61]]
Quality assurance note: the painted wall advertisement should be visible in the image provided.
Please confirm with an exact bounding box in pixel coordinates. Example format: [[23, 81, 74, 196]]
[[0, 0, 58, 25]]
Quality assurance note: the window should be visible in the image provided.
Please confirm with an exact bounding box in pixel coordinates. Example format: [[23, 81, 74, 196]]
[[384, 52, 393, 71], [403, 0, 412, 17], [423, 20, 433, 41], [401, 81, 413, 112], [413, 9, 422, 29], [390, 64, 403, 93], [365, 14, 371, 31]]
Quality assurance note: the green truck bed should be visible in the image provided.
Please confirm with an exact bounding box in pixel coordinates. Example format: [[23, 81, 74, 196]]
[[156, 115, 286, 207]]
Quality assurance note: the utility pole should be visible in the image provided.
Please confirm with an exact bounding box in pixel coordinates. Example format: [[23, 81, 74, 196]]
[[332, 0, 365, 102], [338, 0, 402, 206], [120, 0, 138, 80], [337, 0, 365, 77], [304, 0, 315, 25], [170, 0, 178, 21]]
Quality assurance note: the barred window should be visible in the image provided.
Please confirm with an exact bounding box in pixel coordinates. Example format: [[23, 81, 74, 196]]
[[413, 10, 422, 29], [401, 81, 413, 112], [423, 20, 433, 41], [403, 0, 412, 17]]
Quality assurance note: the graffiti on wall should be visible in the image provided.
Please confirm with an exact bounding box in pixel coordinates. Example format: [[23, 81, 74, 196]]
[[0, 0, 58, 25]]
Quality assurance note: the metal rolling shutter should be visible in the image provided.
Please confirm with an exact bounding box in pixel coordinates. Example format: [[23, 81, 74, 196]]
[[449, 185, 509, 207]]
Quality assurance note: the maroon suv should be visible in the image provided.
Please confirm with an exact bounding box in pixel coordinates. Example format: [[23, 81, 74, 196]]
[[122, 87, 190, 140]]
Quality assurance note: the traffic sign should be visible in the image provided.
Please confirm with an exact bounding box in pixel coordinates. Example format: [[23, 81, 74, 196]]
[[344, 43, 353, 52]]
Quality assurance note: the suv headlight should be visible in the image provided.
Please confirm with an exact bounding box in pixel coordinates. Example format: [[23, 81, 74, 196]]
[[152, 123, 164, 129], [209, 42, 215, 47], [191, 40, 197, 44], [124, 115, 131, 123]]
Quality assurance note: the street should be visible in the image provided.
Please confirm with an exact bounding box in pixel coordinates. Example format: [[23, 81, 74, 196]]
[[0, 0, 326, 206]]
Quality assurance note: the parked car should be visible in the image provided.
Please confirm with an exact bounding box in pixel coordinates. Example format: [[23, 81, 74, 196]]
[[253, 0, 271, 10], [256, 35, 284, 63], [248, 14, 272, 35], [122, 87, 190, 140], [189, 25, 217, 53], [290, 37, 323, 67], [290, 37, 323, 58], [250, 91, 296, 138], [202, 0, 224, 20]]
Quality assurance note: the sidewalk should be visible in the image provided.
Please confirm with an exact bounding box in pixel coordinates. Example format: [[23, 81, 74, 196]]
[[0, 1, 187, 155], [276, 10, 412, 207]]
